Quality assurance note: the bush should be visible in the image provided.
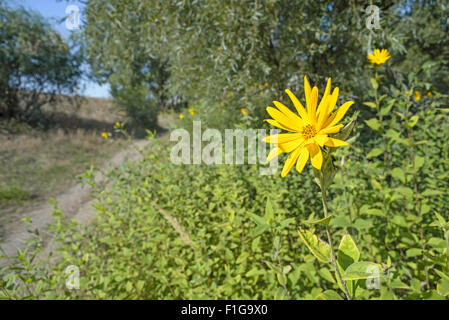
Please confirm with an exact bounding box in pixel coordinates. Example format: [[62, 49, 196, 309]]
[[0, 2, 83, 121]]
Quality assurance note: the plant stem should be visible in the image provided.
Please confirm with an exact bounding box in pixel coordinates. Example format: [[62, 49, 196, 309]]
[[320, 180, 352, 300]]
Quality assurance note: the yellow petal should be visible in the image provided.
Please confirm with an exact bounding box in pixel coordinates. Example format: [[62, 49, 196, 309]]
[[264, 133, 303, 144], [318, 124, 343, 135], [304, 75, 312, 109], [281, 147, 302, 177], [324, 138, 349, 147], [307, 143, 323, 170], [314, 134, 328, 147], [316, 78, 332, 116], [285, 89, 309, 122], [266, 107, 302, 131], [308, 86, 318, 124], [267, 147, 283, 161], [326, 87, 339, 118], [264, 119, 295, 132], [296, 147, 309, 173], [273, 101, 305, 127], [316, 95, 330, 129], [279, 137, 306, 153], [323, 101, 354, 128]]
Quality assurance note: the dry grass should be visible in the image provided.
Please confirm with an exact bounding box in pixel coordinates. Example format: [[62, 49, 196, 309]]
[[0, 97, 127, 221]]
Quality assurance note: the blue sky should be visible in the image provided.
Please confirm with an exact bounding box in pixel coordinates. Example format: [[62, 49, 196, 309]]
[[11, 0, 110, 98]]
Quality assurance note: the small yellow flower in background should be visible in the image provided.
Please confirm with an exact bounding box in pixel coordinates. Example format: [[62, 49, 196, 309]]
[[264, 76, 354, 177], [115, 121, 120, 127], [264, 82, 269, 87], [101, 132, 109, 139], [427, 91, 433, 97], [367, 49, 391, 65], [405, 90, 410, 95], [188, 108, 195, 115], [240, 108, 247, 116], [415, 90, 421, 101], [179, 114, 184, 119]]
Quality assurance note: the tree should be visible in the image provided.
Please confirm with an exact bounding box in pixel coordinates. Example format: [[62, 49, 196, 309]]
[[83, 0, 448, 125], [0, 1, 83, 122]]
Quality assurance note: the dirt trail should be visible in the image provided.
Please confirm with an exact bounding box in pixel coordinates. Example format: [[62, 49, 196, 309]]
[[0, 139, 151, 259]]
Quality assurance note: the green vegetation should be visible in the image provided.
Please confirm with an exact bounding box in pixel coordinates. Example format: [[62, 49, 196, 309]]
[[0, 0, 83, 122], [1, 0, 449, 300]]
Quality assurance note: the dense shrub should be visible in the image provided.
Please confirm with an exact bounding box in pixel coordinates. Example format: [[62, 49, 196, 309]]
[[0, 1, 83, 121]]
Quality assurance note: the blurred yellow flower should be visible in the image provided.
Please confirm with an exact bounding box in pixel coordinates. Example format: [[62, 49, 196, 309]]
[[240, 108, 247, 116], [179, 114, 184, 119], [405, 90, 409, 95], [427, 91, 433, 97], [188, 108, 195, 115], [264, 82, 269, 87], [115, 121, 120, 127], [367, 49, 391, 65], [415, 91, 421, 101], [264, 76, 353, 177], [101, 132, 108, 139]]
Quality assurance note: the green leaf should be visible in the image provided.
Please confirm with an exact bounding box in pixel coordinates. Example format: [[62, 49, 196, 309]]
[[298, 228, 331, 263], [365, 118, 381, 132], [367, 147, 383, 159], [303, 215, 334, 226], [337, 234, 360, 271], [250, 213, 268, 226], [332, 118, 356, 142], [314, 290, 343, 300], [342, 261, 383, 281], [391, 168, 406, 183], [414, 155, 425, 170], [437, 279, 449, 297], [380, 99, 395, 116], [370, 78, 379, 90], [406, 115, 419, 128], [265, 198, 274, 225], [406, 248, 422, 258], [363, 102, 377, 109]]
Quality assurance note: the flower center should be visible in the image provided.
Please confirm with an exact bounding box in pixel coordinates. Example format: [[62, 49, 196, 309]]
[[301, 124, 317, 139]]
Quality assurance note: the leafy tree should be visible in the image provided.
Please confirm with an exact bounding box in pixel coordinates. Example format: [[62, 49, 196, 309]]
[[0, 1, 83, 122], [83, 0, 448, 127]]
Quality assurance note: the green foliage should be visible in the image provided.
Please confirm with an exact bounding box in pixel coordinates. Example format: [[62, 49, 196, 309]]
[[1, 0, 448, 300], [0, 1, 83, 121]]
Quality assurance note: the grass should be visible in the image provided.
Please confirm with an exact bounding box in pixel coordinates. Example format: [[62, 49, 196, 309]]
[[0, 96, 127, 224]]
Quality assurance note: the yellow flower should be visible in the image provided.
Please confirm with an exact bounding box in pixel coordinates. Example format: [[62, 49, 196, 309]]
[[115, 122, 120, 127], [188, 108, 195, 115], [264, 76, 354, 177], [179, 114, 184, 119], [264, 82, 269, 87], [367, 49, 391, 65], [240, 108, 247, 116], [101, 132, 108, 139], [415, 90, 421, 101], [427, 91, 433, 97], [405, 90, 409, 95]]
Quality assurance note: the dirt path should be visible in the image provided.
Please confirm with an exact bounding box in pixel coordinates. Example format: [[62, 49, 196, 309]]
[[0, 139, 151, 259]]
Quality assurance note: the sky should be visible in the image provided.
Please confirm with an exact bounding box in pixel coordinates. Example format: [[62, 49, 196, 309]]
[[11, 0, 111, 98]]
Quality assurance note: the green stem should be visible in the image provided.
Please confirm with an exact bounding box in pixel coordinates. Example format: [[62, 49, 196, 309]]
[[320, 180, 351, 300], [445, 230, 449, 273]]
